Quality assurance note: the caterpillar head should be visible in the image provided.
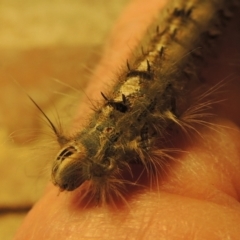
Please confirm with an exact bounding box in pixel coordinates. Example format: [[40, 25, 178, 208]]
[[52, 140, 116, 191], [52, 142, 88, 191]]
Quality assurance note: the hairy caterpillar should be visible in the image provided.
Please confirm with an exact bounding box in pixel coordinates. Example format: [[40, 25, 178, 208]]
[[32, 0, 238, 205]]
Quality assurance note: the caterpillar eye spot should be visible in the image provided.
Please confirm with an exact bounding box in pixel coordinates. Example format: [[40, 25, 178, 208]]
[[56, 146, 77, 161]]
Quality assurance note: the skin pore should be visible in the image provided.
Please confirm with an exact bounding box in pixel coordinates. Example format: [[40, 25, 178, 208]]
[[14, 0, 240, 239]]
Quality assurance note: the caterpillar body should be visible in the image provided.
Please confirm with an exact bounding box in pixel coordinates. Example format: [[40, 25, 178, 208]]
[[43, 0, 238, 205]]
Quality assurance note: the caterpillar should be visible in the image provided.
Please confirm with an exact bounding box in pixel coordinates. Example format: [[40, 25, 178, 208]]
[[34, 0, 239, 206]]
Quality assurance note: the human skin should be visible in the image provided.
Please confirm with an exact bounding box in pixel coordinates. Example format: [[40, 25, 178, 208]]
[[14, 0, 240, 239]]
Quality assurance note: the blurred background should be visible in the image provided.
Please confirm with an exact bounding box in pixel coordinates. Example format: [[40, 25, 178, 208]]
[[0, 0, 129, 239]]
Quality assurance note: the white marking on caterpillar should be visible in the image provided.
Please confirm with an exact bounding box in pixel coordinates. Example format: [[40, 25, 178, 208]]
[[33, 0, 238, 205]]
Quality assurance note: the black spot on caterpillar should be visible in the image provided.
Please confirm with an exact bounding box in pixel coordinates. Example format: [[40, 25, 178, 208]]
[[32, 0, 239, 206]]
